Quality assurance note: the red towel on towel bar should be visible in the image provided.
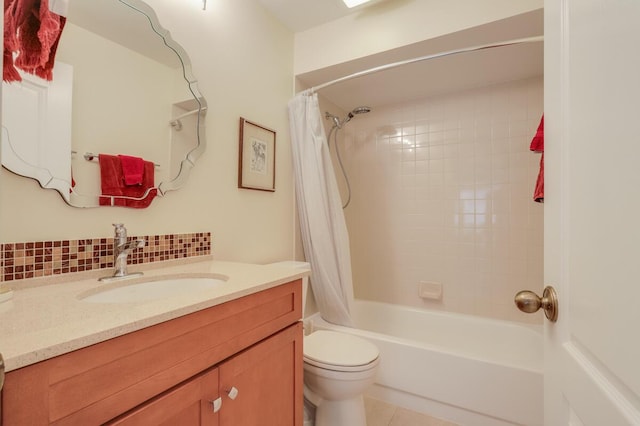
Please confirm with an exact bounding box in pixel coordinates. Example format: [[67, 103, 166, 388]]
[[530, 116, 544, 203], [98, 154, 157, 208], [118, 155, 145, 186]]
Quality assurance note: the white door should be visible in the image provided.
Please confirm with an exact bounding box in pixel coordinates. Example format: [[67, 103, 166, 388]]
[[543, 0, 640, 424], [1, 62, 73, 200]]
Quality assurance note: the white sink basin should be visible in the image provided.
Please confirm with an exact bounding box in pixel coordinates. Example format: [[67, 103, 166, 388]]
[[79, 275, 228, 304]]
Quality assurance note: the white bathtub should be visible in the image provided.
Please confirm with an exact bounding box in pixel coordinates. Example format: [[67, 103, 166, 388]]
[[307, 300, 543, 426]]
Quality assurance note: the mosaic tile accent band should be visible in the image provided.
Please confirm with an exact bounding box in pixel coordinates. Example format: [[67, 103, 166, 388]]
[[0, 232, 211, 282]]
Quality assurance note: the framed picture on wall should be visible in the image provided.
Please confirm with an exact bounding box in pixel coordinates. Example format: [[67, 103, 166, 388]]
[[238, 117, 276, 191]]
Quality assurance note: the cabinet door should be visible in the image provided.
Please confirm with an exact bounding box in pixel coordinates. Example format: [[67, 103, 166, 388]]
[[219, 323, 303, 426], [107, 368, 220, 426]]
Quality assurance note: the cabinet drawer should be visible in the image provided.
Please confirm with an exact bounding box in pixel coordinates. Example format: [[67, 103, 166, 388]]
[[2, 280, 301, 425]]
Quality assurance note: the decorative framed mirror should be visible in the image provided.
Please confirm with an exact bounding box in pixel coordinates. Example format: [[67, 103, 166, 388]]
[[1, 0, 207, 208]]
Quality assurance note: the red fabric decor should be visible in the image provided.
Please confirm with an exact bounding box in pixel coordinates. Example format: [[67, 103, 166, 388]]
[[3, 0, 66, 82], [533, 154, 544, 203], [118, 155, 145, 186], [530, 115, 544, 152], [530, 115, 544, 203], [98, 154, 157, 208], [3, 0, 22, 82]]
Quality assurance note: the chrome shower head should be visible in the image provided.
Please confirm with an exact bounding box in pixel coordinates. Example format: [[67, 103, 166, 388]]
[[326, 106, 371, 128], [351, 106, 371, 115], [344, 106, 372, 124]]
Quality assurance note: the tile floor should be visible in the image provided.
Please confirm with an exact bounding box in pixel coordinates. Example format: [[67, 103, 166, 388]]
[[364, 396, 458, 426]]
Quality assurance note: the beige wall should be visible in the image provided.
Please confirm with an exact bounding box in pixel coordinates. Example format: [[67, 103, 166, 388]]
[[1, 0, 296, 264], [294, 0, 543, 75]]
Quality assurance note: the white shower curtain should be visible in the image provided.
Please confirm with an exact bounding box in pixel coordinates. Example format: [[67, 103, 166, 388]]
[[288, 93, 354, 327]]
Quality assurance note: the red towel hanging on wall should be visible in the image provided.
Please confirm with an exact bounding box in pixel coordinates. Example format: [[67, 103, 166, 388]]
[[3, 0, 66, 82], [530, 116, 544, 203]]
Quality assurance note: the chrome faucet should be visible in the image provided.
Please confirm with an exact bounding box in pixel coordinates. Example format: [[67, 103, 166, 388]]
[[99, 224, 145, 282]]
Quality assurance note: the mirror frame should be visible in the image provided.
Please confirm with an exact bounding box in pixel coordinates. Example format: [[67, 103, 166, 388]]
[[119, 0, 207, 197], [1, 0, 207, 206]]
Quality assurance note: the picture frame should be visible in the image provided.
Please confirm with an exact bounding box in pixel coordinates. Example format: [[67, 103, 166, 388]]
[[238, 117, 276, 192]]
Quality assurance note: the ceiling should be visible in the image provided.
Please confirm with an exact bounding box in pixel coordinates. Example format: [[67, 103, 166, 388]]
[[67, 0, 182, 68], [256, 0, 370, 33], [257, 1, 544, 112]]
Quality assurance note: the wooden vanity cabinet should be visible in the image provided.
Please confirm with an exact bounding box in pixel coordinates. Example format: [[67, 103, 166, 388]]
[[218, 322, 300, 425], [109, 367, 220, 425], [2, 280, 303, 426]]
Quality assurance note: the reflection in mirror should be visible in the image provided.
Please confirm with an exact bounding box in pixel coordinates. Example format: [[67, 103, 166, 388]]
[[1, 0, 206, 207]]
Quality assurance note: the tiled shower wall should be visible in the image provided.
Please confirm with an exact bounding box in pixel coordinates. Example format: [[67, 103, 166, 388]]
[[0, 232, 211, 283], [341, 77, 544, 324]]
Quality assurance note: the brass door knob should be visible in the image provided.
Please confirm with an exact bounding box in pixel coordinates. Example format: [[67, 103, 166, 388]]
[[514, 286, 558, 322]]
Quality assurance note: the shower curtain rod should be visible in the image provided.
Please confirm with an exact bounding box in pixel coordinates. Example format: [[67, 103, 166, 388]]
[[299, 36, 543, 95]]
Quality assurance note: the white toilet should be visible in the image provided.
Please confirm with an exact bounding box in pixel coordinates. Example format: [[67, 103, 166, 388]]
[[269, 261, 380, 426], [303, 329, 379, 426]]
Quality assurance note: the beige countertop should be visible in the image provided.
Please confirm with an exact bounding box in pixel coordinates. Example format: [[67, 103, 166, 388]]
[[0, 259, 309, 372]]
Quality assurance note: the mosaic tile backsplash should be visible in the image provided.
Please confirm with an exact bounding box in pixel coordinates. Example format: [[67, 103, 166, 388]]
[[0, 232, 211, 282]]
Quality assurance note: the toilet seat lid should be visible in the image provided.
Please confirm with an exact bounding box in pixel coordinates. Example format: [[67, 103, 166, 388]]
[[304, 330, 379, 367]]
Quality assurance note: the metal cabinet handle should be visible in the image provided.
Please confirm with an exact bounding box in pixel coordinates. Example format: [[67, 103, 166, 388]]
[[515, 286, 558, 322], [226, 386, 239, 400], [210, 397, 222, 413]]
